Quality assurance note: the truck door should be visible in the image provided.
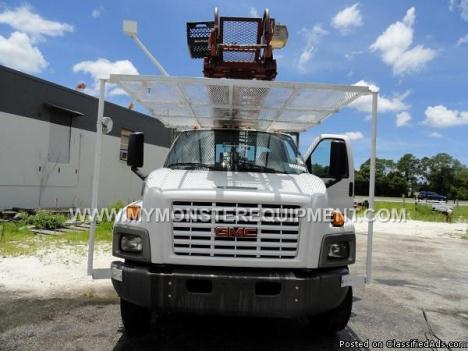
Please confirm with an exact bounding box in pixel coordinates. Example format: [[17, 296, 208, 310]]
[[303, 134, 354, 212]]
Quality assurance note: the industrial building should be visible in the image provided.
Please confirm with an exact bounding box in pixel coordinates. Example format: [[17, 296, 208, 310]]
[[0, 65, 171, 210]]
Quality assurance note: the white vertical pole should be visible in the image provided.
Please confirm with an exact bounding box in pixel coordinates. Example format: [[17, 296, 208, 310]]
[[87, 79, 106, 276], [366, 91, 378, 283]]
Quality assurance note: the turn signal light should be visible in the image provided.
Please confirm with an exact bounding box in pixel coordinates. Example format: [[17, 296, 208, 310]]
[[126, 204, 141, 220], [331, 210, 345, 227]]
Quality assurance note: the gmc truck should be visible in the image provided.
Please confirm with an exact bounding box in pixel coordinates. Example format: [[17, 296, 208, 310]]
[[90, 9, 377, 337], [110, 128, 357, 334]]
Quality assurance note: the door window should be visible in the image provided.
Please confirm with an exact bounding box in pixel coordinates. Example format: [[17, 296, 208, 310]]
[[307, 139, 348, 179], [310, 139, 332, 177]]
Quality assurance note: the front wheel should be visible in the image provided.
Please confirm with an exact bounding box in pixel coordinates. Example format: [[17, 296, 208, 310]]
[[120, 298, 152, 334], [309, 287, 353, 334]]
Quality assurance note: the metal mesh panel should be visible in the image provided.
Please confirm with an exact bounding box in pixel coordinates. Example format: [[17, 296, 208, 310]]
[[166, 129, 305, 174], [222, 20, 259, 45], [222, 19, 260, 62], [234, 86, 269, 107], [223, 51, 256, 62], [166, 130, 215, 164], [110, 75, 372, 132], [187, 22, 214, 59]]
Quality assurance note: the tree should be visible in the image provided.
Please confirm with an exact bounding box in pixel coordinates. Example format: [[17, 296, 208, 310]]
[[451, 167, 468, 200], [355, 158, 406, 197], [423, 153, 462, 197], [396, 154, 419, 195], [354, 153, 468, 200]]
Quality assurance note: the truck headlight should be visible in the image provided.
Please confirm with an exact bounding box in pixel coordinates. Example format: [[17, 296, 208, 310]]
[[328, 242, 349, 259], [319, 233, 355, 267], [120, 234, 143, 252], [113, 226, 150, 261]]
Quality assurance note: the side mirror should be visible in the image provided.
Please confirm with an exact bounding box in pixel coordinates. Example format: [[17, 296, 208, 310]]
[[127, 132, 144, 168], [329, 140, 348, 179]]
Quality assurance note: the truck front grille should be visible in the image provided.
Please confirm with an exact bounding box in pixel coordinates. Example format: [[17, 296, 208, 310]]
[[171, 201, 300, 259]]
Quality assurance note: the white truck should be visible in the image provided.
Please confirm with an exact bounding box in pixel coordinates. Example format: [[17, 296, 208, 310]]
[[110, 126, 359, 334], [85, 53, 378, 335]]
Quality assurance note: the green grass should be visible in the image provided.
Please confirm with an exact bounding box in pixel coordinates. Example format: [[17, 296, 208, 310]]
[[52, 221, 113, 244], [0, 201, 124, 257], [357, 201, 468, 222], [0, 222, 41, 256], [0, 221, 112, 257], [27, 211, 67, 229]]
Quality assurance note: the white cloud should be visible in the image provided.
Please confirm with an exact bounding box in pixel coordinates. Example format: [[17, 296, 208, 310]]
[[423, 105, 468, 128], [249, 7, 259, 17], [298, 50, 313, 71], [370, 7, 436, 76], [331, 3, 363, 34], [0, 32, 47, 73], [349, 80, 410, 114], [91, 7, 103, 18], [396, 111, 411, 127], [428, 131, 443, 138], [392, 45, 436, 75], [456, 34, 468, 46], [297, 25, 328, 71], [73, 58, 138, 80], [0, 5, 73, 42], [72, 58, 139, 96], [0, 6, 72, 74], [344, 131, 364, 141], [345, 50, 363, 60], [449, 0, 468, 21]]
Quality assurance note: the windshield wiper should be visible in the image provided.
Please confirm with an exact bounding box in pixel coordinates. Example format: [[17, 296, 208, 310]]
[[236, 163, 282, 174], [167, 162, 218, 170]]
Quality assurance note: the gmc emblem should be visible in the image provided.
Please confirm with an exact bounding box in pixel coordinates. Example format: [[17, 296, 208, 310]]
[[214, 227, 257, 238]]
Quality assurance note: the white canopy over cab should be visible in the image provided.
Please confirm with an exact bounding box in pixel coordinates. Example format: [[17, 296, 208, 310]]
[[88, 74, 379, 290], [108, 75, 372, 132]]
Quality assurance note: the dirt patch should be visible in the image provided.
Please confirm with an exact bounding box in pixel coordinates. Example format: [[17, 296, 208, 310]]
[[1, 220, 467, 349], [0, 243, 117, 300]]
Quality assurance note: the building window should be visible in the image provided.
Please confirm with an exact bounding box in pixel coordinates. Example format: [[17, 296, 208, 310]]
[[120, 128, 133, 161]]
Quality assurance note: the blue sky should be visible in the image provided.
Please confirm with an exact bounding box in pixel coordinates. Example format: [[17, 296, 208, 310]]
[[0, 0, 467, 167]]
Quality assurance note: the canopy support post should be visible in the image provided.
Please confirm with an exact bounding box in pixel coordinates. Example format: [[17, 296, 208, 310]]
[[87, 79, 106, 276], [366, 91, 378, 283]]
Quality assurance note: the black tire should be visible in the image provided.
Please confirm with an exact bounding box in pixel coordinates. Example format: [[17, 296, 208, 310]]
[[309, 287, 353, 334], [120, 298, 152, 334]]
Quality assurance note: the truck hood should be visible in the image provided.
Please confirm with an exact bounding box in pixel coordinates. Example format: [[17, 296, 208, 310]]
[[145, 168, 326, 197]]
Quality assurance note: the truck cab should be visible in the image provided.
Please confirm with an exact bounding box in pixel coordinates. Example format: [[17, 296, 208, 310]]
[[111, 128, 356, 334]]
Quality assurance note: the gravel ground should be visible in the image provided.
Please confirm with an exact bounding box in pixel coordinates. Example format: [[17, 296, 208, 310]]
[[0, 221, 467, 350]]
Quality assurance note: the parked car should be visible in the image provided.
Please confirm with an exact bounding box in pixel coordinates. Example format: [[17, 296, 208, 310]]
[[418, 191, 447, 201]]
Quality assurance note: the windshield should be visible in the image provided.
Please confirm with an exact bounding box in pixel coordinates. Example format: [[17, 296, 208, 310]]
[[164, 130, 307, 174]]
